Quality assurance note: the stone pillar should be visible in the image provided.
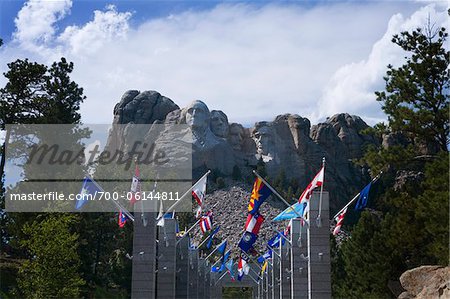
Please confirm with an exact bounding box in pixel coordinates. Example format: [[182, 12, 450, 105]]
[[187, 248, 199, 299], [267, 260, 273, 299], [291, 218, 308, 299], [175, 236, 189, 298], [308, 191, 331, 299], [198, 258, 206, 299], [272, 248, 280, 299], [131, 212, 157, 299], [204, 259, 211, 299], [157, 218, 177, 299], [280, 242, 291, 298]]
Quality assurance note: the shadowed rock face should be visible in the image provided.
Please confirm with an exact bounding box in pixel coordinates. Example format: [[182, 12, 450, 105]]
[[106, 90, 379, 212]]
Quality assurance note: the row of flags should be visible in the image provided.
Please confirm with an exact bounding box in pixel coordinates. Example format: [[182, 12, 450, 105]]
[[76, 157, 379, 284]]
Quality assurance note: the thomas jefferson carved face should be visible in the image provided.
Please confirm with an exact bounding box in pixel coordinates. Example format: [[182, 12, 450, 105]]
[[253, 125, 274, 157], [210, 110, 229, 138], [185, 100, 210, 131]]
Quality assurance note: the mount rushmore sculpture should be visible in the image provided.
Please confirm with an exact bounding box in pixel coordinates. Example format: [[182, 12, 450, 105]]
[[105, 90, 378, 209]]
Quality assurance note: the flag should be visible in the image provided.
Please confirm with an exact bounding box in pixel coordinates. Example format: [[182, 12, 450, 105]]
[[225, 258, 235, 281], [130, 164, 141, 205], [354, 182, 372, 211], [248, 177, 272, 215], [192, 175, 207, 218], [118, 210, 128, 228], [217, 240, 227, 255], [192, 175, 207, 206], [212, 249, 230, 273], [157, 201, 175, 227], [272, 166, 324, 222], [244, 212, 265, 235], [298, 166, 324, 203], [238, 231, 258, 253], [76, 177, 102, 210], [272, 201, 308, 222], [260, 260, 268, 279], [206, 226, 220, 249], [237, 254, 249, 281], [200, 212, 213, 234], [267, 227, 289, 248], [257, 249, 272, 264], [333, 207, 347, 236]]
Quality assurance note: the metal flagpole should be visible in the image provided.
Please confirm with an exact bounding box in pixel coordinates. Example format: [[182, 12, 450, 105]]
[[331, 171, 383, 220], [316, 157, 326, 227], [86, 174, 135, 221], [176, 218, 201, 245], [270, 226, 292, 246], [214, 271, 228, 285], [157, 170, 211, 221], [205, 239, 227, 260], [279, 242, 283, 299], [253, 170, 308, 224], [182, 201, 221, 246]]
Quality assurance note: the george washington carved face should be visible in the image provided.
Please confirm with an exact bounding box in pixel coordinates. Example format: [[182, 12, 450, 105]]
[[185, 100, 210, 131]]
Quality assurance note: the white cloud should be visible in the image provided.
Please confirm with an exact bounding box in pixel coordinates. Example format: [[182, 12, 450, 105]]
[[317, 3, 449, 124], [2, 0, 446, 128], [13, 0, 72, 53]]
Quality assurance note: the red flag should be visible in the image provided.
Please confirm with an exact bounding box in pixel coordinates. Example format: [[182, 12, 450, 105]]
[[118, 210, 128, 228], [244, 213, 264, 235], [333, 207, 347, 236]]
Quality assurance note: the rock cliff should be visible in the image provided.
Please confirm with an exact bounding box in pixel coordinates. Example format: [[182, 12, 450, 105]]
[[105, 90, 379, 213]]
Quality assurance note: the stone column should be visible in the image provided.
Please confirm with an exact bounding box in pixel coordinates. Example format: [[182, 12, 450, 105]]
[[198, 258, 206, 299], [291, 218, 308, 299], [280, 242, 291, 298], [187, 248, 199, 299], [131, 212, 157, 299], [157, 218, 177, 299], [204, 259, 211, 299], [272, 248, 280, 299], [308, 191, 331, 299], [175, 236, 189, 298]]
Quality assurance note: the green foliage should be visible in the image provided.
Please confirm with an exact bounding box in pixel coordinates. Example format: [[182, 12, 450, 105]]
[[222, 287, 253, 298], [335, 153, 449, 297], [216, 177, 225, 189], [375, 26, 449, 151], [232, 165, 242, 181], [256, 157, 267, 178], [17, 214, 85, 298], [335, 24, 450, 298]]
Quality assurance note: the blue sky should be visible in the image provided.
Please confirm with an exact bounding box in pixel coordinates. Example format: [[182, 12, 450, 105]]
[[0, 0, 448, 127]]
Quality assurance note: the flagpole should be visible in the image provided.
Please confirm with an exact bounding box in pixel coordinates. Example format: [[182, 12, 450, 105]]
[[316, 157, 326, 227], [205, 239, 227, 260], [253, 170, 308, 223], [86, 174, 135, 221], [197, 225, 219, 249], [270, 226, 292, 247], [176, 201, 220, 245], [157, 170, 211, 221], [175, 218, 201, 245], [331, 171, 382, 220]]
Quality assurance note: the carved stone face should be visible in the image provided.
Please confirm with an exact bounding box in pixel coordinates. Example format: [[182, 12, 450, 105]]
[[228, 124, 244, 151], [253, 125, 273, 156], [210, 111, 229, 138], [185, 101, 209, 131]]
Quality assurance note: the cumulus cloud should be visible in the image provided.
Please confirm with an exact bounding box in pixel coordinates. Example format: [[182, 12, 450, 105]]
[[2, 0, 446, 127], [13, 0, 72, 52], [317, 3, 449, 124]]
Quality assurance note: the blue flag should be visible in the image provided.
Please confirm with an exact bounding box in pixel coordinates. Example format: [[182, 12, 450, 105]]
[[217, 240, 227, 255], [76, 177, 102, 210], [272, 201, 307, 221], [207, 226, 220, 249], [257, 249, 272, 264], [354, 182, 372, 211], [238, 232, 258, 253]]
